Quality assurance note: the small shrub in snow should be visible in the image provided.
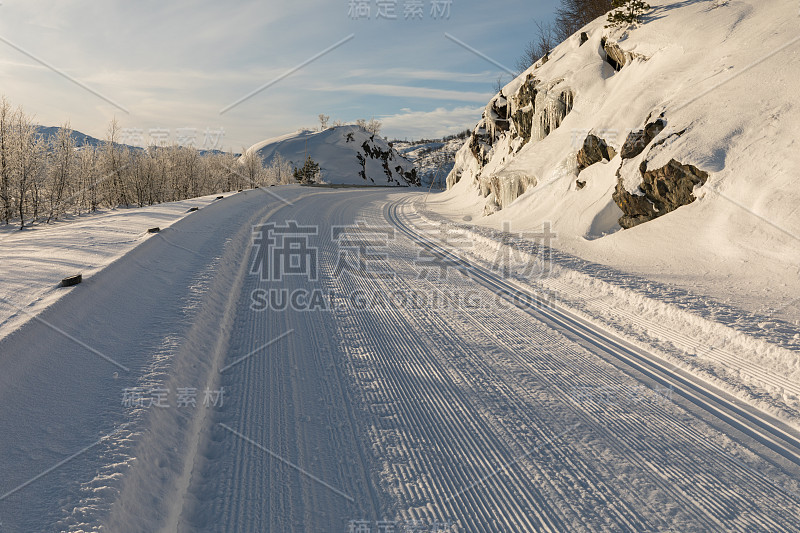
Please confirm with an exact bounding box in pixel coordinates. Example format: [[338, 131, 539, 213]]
[[606, 0, 650, 27], [293, 156, 320, 184]]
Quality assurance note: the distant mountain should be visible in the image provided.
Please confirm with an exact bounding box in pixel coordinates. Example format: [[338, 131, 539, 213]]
[[245, 126, 419, 186], [35, 125, 104, 148], [33, 126, 235, 157]]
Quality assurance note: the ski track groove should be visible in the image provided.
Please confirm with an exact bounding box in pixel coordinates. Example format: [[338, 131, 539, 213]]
[[178, 191, 384, 532], [377, 194, 800, 532], [332, 203, 632, 525], [410, 204, 800, 401]]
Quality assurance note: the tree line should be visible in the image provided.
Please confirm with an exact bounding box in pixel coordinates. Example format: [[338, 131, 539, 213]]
[[512, 0, 649, 80], [0, 97, 292, 229]]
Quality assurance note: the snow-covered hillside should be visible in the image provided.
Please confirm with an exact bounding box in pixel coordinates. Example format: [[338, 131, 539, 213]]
[[436, 0, 800, 314], [245, 126, 419, 186]]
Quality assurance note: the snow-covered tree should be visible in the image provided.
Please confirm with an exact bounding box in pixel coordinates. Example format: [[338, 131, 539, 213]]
[[103, 118, 129, 207], [0, 97, 12, 224], [240, 147, 265, 188], [12, 109, 44, 229], [46, 123, 75, 222], [606, 0, 650, 26], [266, 152, 293, 185], [0, 94, 266, 227]]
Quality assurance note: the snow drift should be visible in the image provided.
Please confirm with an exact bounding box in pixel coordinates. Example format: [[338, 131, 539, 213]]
[[245, 126, 420, 186]]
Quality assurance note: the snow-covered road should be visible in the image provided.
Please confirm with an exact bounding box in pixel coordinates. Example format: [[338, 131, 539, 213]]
[[0, 187, 798, 532]]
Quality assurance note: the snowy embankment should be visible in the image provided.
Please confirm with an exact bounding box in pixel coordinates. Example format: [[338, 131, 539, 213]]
[[0, 193, 227, 342], [438, 0, 800, 320]]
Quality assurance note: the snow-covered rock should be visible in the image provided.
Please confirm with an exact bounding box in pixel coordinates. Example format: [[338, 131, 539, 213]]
[[245, 126, 419, 186], [393, 137, 464, 188]]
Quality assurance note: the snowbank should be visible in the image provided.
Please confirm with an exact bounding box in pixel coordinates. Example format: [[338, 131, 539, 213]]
[[0, 193, 229, 342]]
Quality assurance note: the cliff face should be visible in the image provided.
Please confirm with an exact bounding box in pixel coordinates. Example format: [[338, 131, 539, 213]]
[[448, 75, 575, 213], [444, 0, 798, 236]]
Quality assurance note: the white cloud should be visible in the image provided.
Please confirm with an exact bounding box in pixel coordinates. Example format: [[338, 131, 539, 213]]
[[381, 106, 482, 139], [0, 0, 559, 147], [313, 83, 491, 102]]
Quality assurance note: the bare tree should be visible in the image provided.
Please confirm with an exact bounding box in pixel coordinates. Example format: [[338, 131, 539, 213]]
[[555, 0, 613, 41], [0, 97, 11, 224], [214, 151, 241, 192], [516, 20, 558, 74], [104, 118, 129, 207], [12, 108, 41, 229], [76, 146, 99, 214], [266, 152, 292, 185], [514, 1, 613, 75], [318, 114, 330, 131], [494, 75, 506, 95], [0, 94, 301, 226], [366, 117, 382, 136], [46, 123, 75, 222], [239, 148, 264, 189]]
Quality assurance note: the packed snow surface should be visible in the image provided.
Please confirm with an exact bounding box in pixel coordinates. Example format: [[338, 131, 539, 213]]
[[0, 188, 798, 531]]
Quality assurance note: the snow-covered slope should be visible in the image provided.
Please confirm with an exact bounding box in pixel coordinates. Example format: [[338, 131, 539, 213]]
[[436, 0, 800, 314], [246, 126, 419, 186]]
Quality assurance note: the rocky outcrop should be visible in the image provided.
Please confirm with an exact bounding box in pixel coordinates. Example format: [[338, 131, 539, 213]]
[[507, 75, 574, 151], [577, 134, 617, 171], [613, 159, 709, 228], [620, 118, 666, 159], [360, 138, 419, 186], [601, 37, 649, 71], [510, 74, 538, 145], [451, 71, 574, 212], [469, 126, 493, 167]]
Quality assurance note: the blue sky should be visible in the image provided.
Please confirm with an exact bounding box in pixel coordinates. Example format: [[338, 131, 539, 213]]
[[0, 0, 559, 150]]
